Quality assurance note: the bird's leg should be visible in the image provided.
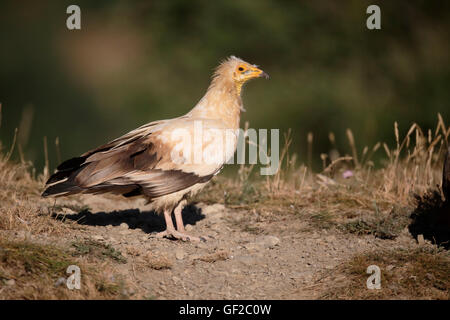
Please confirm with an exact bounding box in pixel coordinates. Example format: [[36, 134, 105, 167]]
[[155, 204, 203, 242], [154, 209, 176, 237], [174, 200, 186, 232]]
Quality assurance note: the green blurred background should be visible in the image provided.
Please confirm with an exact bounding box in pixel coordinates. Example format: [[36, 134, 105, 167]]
[[1, 1, 449, 172]]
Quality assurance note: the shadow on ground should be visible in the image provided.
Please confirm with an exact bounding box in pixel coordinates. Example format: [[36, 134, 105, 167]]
[[409, 190, 450, 249], [51, 204, 205, 234]]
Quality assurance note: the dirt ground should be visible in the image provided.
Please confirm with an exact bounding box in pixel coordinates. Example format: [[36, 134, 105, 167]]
[[6, 193, 431, 300]]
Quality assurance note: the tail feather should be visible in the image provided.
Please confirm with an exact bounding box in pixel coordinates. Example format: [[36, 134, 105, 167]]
[[56, 156, 86, 171], [46, 169, 75, 185], [42, 156, 86, 197], [41, 181, 82, 197]]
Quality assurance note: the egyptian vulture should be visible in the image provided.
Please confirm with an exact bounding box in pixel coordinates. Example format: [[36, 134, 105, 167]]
[[42, 56, 268, 241]]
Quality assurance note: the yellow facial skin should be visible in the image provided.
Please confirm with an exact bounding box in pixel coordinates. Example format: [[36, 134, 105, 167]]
[[233, 63, 269, 95]]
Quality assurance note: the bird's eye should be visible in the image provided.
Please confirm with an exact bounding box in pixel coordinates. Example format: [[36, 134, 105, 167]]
[[238, 67, 244, 71]]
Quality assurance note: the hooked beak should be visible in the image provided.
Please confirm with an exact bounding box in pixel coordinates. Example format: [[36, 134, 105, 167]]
[[250, 66, 270, 79], [260, 70, 270, 79]]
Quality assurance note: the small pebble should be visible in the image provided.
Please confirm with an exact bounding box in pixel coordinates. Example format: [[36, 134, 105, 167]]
[[172, 276, 180, 284], [260, 236, 280, 249], [175, 249, 185, 260], [54, 277, 66, 287], [5, 279, 15, 286]]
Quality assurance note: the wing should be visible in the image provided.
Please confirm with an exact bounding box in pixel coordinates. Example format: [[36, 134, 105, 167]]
[[42, 118, 230, 199]]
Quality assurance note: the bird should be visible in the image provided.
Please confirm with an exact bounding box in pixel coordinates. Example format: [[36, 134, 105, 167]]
[[42, 56, 269, 241], [443, 147, 450, 203]]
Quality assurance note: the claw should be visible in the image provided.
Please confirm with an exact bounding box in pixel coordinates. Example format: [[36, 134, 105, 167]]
[[153, 229, 203, 242]]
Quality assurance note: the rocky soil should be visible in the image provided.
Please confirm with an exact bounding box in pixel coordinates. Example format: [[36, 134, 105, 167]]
[[9, 194, 421, 299]]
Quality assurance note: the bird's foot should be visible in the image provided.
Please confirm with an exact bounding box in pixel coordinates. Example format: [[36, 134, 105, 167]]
[[153, 229, 207, 242]]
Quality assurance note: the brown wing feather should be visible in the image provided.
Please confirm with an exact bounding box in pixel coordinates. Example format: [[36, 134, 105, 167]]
[[42, 120, 217, 199]]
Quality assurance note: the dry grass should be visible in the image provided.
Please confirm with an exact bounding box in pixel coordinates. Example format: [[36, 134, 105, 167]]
[[195, 250, 230, 263], [0, 146, 66, 235], [142, 253, 173, 270], [321, 247, 450, 300], [196, 114, 450, 240], [0, 239, 128, 299], [71, 239, 127, 264], [0, 129, 133, 299]]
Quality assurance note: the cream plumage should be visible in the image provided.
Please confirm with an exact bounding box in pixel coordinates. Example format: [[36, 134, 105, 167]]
[[42, 56, 268, 241]]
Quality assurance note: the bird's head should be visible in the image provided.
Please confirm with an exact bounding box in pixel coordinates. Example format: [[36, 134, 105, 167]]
[[232, 60, 269, 84], [212, 56, 269, 95]]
